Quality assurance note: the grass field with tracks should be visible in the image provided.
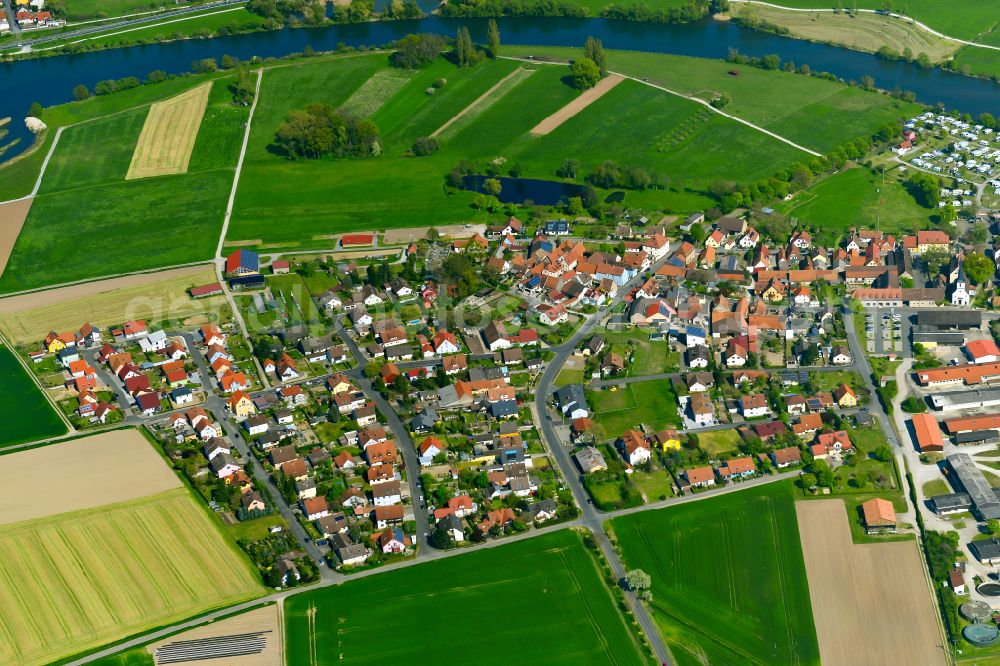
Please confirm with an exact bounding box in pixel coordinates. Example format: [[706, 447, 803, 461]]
[[0, 487, 261, 666], [608, 482, 820, 666], [284, 529, 651, 665], [0, 344, 65, 448]]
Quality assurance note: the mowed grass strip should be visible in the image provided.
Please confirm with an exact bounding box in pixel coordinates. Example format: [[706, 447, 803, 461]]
[[0, 488, 261, 666], [340, 67, 415, 119], [126, 82, 212, 180], [431, 66, 535, 139], [530, 73, 624, 136], [608, 482, 820, 666], [284, 529, 650, 665], [0, 344, 65, 448]]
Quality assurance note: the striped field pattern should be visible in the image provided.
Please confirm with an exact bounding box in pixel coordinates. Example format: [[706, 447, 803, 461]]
[[0, 488, 261, 666], [126, 82, 212, 180]]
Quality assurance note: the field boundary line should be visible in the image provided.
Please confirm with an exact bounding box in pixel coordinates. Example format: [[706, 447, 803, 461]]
[[217, 67, 262, 259], [728, 0, 1000, 51], [0, 258, 214, 300], [499, 57, 822, 156], [430, 66, 532, 138]]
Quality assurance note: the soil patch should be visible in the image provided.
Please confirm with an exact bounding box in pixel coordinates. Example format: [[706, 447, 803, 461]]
[[383, 223, 486, 244], [146, 605, 283, 666], [0, 198, 32, 279], [796, 500, 946, 666], [0, 429, 181, 525], [530, 74, 624, 136]]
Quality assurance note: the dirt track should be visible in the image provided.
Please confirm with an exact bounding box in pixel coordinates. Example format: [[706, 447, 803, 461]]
[[0, 198, 32, 279], [530, 74, 624, 136], [796, 500, 946, 666], [0, 430, 181, 525]]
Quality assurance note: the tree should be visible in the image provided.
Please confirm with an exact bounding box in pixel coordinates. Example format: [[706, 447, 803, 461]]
[[483, 178, 502, 197], [570, 58, 601, 90], [799, 344, 820, 366], [901, 396, 927, 413], [964, 252, 995, 285], [988, 519, 1000, 536], [921, 246, 951, 277], [27, 101, 42, 118], [873, 444, 894, 462], [411, 136, 439, 156], [487, 18, 500, 58], [426, 227, 441, 241], [625, 569, 651, 591], [556, 158, 579, 179], [583, 36, 607, 75], [221, 54, 238, 69], [906, 172, 939, 208], [939, 205, 958, 224], [969, 221, 989, 245], [73, 84, 91, 101], [710, 93, 730, 109], [455, 26, 474, 67], [191, 58, 218, 74], [429, 526, 456, 549], [860, 74, 875, 90], [391, 33, 446, 69], [231, 62, 256, 105]]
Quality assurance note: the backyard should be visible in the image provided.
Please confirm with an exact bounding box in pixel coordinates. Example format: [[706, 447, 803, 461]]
[[587, 378, 681, 440]]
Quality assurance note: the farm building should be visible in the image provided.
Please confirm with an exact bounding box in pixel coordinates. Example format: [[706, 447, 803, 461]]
[[860, 498, 896, 534], [947, 453, 1000, 520], [910, 413, 944, 452], [930, 388, 1000, 412]]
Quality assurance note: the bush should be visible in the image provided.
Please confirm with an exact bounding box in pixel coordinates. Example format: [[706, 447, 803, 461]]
[[901, 396, 927, 413], [570, 57, 601, 89], [412, 136, 439, 156]]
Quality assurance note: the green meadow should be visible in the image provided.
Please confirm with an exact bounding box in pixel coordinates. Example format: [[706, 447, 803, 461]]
[[0, 345, 66, 449], [284, 529, 652, 665], [608, 482, 820, 666], [228, 52, 811, 246]]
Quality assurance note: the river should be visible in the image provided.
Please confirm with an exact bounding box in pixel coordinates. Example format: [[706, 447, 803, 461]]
[[1, 15, 999, 162]]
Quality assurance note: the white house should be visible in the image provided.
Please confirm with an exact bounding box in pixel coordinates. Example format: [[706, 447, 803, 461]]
[[138, 330, 168, 353]]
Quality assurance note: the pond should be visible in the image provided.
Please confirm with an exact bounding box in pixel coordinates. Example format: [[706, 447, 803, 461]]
[[462, 174, 585, 206]]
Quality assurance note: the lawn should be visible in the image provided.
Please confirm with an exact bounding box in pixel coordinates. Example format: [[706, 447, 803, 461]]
[[603, 329, 671, 376], [284, 529, 652, 665], [511, 47, 920, 153], [774, 164, 935, 242], [587, 378, 680, 439], [0, 344, 66, 448], [87, 649, 154, 666], [0, 487, 261, 666], [608, 482, 820, 666], [62, 0, 217, 21], [696, 428, 742, 456]]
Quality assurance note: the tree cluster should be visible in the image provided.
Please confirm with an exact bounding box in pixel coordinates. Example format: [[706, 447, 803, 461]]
[[587, 160, 657, 190], [391, 33, 447, 69], [600, 0, 709, 23], [273, 103, 381, 159], [439, 0, 585, 18]]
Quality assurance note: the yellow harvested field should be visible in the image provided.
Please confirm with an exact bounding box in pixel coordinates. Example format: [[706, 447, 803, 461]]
[[530, 73, 624, 136], [0, 488, 262, 666], [146, 605, 283, 666], [126, 82, 212, 180], [0, 198, 32, 279], [734, 6, 957, 62], [0, 430, 181, 525], [0, 264, 224, 344], [796, 500, 946, 666]]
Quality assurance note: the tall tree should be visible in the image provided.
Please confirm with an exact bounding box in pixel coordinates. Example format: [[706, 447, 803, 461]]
[[487, 19, 500, 58], [583, 36, 607, 76], [455, 26, 473, 66]]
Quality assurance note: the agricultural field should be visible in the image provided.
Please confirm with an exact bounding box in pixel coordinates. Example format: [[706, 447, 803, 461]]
[[587, 378, 681, 439], [796, 500, 945, 666], [609, 482, 820, 666], [127, 82, 211, 179], [513, 47, 922, 153], [0, 265, 225, 344], [773, 164, 935, 241], [230, 53, 807, 247], [0, 77, 241, 293], [759, 0, 1000, 41], [950, 44, 1000, 79], [732, 4, 958, 62], [0, 344, 66, 448], [0, 430, 260, 666], [284, 529, 651, 665], [61, 0, 217, 21]]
